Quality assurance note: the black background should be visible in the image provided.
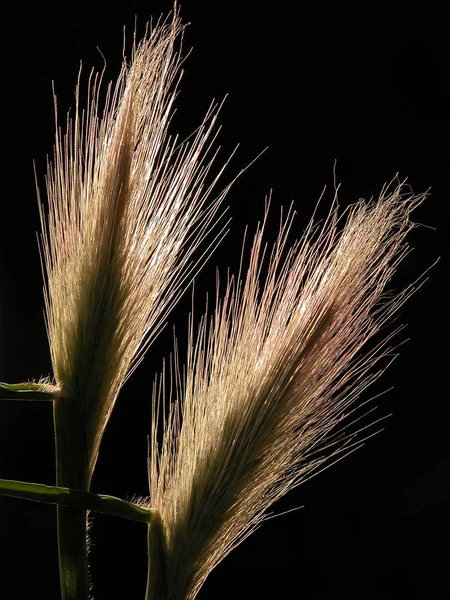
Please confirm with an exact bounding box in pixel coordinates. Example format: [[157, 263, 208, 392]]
[[0, 1, 448, 598]]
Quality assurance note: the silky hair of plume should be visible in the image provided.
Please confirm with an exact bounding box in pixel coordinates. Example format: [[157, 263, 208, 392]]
[[38, 10, 233, 483], [149, 183, 426, 600]]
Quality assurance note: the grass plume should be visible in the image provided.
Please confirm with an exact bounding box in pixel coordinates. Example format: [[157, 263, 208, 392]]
[[149, 182, 426, 600], [38, 9, 231, 482]]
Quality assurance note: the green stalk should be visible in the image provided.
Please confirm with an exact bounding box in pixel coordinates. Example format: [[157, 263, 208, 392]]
[[145, 510, 168, 600], [0, 479, 153, 523], [53, 399, 90, 600], [0, 381, 60, 400]]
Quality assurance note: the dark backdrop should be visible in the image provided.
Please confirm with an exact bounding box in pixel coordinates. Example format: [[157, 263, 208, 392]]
[[1, 1, 448, 598]]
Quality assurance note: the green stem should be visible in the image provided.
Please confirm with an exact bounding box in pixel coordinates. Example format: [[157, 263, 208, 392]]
[[53, 399, 90, 600], [0, 479, 152, 523], [145, 510, 168, 600], [0, 381, 60, 400]]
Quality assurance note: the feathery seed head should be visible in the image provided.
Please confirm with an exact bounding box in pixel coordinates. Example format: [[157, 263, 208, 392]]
[[38, 10, 231, 481], [149, 182, 426, 600]]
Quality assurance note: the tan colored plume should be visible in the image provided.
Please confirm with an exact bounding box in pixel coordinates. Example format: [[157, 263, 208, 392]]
[[149, 183, 426, 600], [38, 9, 232, 482]]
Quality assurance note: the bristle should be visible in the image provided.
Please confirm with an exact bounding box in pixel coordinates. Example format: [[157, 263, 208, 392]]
[[150, 182, 426, 600]]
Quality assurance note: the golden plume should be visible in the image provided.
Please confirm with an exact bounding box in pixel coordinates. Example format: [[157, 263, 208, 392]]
[[149, 183, 426, 600], [39, 10, 231, 482]]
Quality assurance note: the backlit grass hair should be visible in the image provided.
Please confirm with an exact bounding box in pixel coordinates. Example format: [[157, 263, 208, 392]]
[[149, 183, 425, 600], [38, 9, 231, 483]]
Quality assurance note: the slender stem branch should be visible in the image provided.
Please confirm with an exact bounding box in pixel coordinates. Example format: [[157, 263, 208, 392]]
[[145, 510, 168, 600], [0, 381, 61, 400], [53, 399, 90, 600], [0, 479, 152, 523]]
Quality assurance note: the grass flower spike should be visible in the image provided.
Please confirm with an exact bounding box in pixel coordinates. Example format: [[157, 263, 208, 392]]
[[39, 10, 230, 486], [149, 183, 425, 600]]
